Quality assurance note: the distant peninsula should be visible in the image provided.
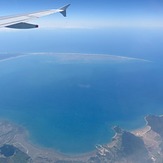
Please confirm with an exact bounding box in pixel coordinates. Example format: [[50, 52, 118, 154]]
[[0, 115, 163, 163]]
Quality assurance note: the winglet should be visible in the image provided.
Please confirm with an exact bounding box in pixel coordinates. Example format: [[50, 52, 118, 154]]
[[59, 4, 70, 17]]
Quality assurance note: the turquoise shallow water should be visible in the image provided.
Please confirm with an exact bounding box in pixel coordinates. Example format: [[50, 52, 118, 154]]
[[0, 53, 162, 154]]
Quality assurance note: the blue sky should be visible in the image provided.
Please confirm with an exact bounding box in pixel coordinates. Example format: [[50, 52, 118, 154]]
[[0, 0, 163, 55], [0, 0, 163, 28]]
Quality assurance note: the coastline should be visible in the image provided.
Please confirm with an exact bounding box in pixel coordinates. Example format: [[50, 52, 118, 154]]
[[0, 115, 163, 162], [0, 119, 97, 162]]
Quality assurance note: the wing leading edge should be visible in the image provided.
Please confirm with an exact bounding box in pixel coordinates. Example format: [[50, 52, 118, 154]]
[[0, 4, 70, 29]]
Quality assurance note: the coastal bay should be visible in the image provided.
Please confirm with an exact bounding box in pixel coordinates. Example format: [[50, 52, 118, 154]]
[[0, 115, 163, 162]]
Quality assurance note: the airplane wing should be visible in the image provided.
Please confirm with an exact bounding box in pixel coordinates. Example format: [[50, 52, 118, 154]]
[[0, 4, 70, 29]]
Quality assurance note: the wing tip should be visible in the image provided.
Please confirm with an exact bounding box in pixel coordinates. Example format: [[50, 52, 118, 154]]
[[59, 4, 71, 17]]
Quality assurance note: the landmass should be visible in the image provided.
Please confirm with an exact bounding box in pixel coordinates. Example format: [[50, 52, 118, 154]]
[[0, 53, 150, 64], [0, 115, 163, 163], [0, 53, 28, 62]]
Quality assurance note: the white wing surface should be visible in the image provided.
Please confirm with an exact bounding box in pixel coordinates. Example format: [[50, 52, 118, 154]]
[[0, 4, 70, 29]]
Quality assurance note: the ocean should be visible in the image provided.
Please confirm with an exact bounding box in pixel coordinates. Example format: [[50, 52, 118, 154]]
[[0, 28, 163, 154]]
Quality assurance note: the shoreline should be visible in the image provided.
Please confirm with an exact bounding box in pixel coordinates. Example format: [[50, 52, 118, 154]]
[[0, 115, 163, 162], [0, 119, 97, 162], [0, 116, 148, 159]]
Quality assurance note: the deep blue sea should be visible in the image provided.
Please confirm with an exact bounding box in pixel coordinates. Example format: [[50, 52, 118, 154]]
[[0, 28, 163, 154]]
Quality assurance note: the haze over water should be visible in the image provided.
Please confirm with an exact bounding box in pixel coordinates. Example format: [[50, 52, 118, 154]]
[[0, 0, 163, 155], [0, 52, 160, 154], [0, 27, 163, 154]]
